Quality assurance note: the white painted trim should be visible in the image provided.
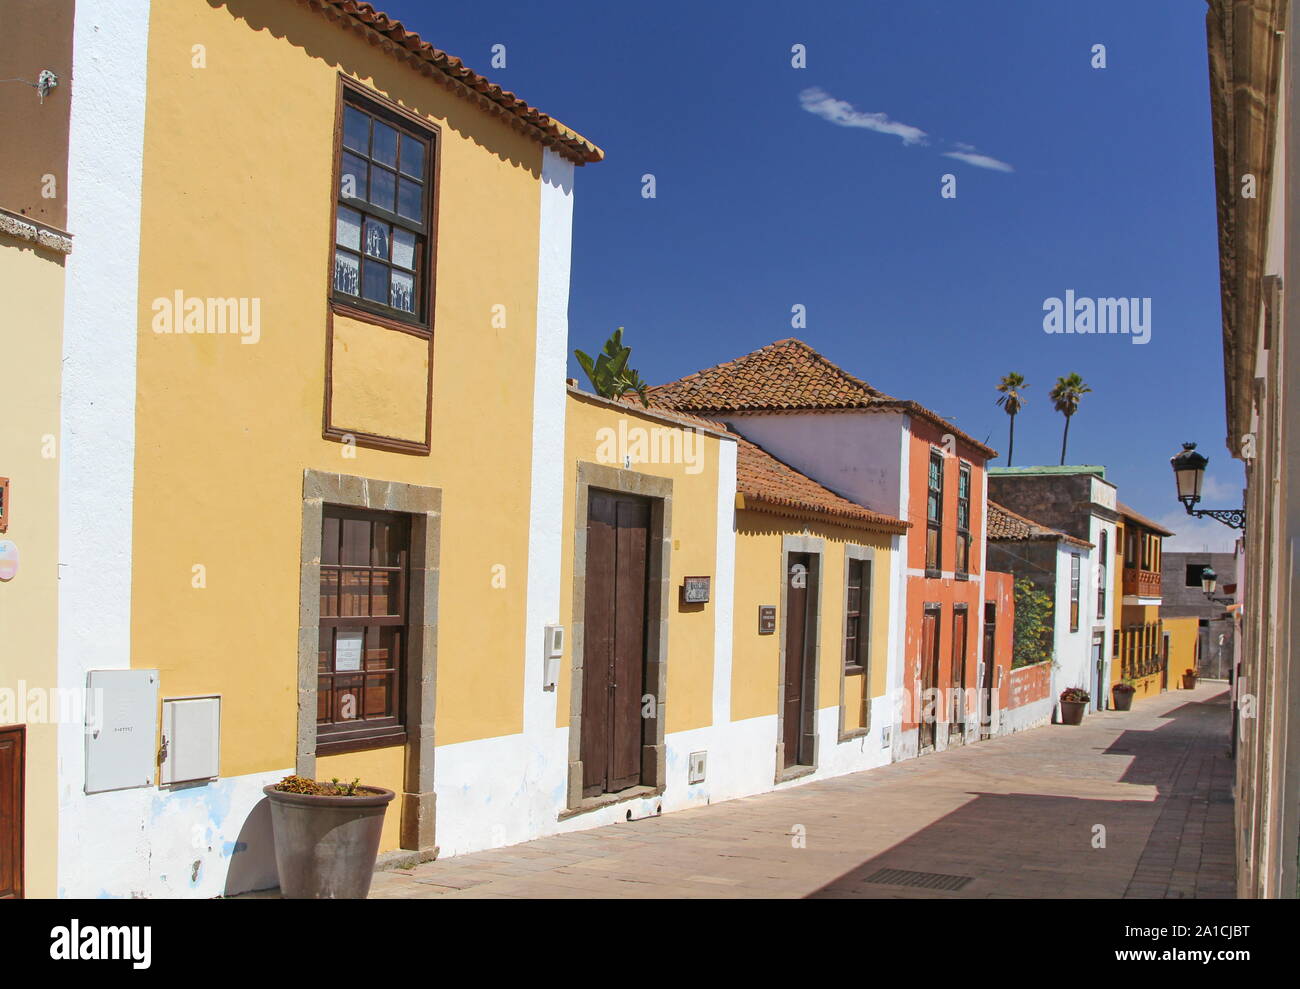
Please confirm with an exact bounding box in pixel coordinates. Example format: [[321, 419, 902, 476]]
[[712, 440, 738, 727], [523, 149, 574, 735], [890, 417, 911, 760], [56, 0, 152, 897]]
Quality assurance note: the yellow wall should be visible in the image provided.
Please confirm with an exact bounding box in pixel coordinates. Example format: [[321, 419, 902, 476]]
[[1166, 616, 1201, 688], [330, 314, 430, 444], [0, 234, 64, 897], [558, 395, 723, 734], [133, 0, 553, 850], [731, 509, 893, 726]]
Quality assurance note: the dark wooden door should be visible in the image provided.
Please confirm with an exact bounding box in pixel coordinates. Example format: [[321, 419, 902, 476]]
[[0, 726, 23, 899], [981, 604, 996, 735], [951, 609, 968, 731], [783, 553, 818, 768], [581, 491, 651, 796], [919, 607, 940, 749]]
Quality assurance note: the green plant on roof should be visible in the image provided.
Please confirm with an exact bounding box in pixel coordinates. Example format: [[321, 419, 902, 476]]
[[574, 327, 649, 407]]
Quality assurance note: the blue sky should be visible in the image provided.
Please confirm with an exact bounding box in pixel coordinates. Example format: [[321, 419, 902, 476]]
[[383, 0, 1241, 550]]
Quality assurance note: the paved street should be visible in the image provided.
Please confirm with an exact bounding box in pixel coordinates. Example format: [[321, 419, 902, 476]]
[[370, 683, 1236, 899]]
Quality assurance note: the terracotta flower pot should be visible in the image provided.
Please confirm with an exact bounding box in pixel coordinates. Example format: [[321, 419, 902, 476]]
[[1183, 673, 1197, 690], [264, 784, 395, 899], [1059, 700, 1087, 725], [1112, 687, 1134, 712]]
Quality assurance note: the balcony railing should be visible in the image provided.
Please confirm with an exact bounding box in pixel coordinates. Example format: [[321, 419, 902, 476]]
[[1121, 567, 1161, 598]]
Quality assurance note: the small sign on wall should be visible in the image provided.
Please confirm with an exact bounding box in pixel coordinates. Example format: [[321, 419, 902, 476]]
[[758, 605, 776, 634], [681, 575, 710, 604]]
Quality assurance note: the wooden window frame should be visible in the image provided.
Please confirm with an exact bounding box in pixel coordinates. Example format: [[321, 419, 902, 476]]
[[0, 477, 8, 534], [316, 504, 412, 755], [843, 557, 871, 675], [925, 450, 944, 574], [329, 80, 438, 334], [955, 461, 972, 577]]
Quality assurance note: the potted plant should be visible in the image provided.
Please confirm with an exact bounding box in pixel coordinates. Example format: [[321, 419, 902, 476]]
[[1112, 679, 1136, 711], [1059, 686, 1090, 725], [263, 775, 395, 899], [1182, 667, 1198, 690]]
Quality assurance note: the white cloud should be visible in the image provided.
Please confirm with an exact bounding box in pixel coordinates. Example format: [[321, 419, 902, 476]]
[[941, 149, 1015, 173], [798, 87, 928, 146], [1156, 508, 1239, 553]]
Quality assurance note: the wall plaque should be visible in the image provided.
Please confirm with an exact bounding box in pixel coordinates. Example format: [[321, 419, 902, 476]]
[[681, 575, 711, 604]]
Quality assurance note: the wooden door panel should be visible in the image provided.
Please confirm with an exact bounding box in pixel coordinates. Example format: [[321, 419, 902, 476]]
[[610, 498, 649, 791], [0, 726, 23, 899], [581, 493, 617, 795], [780, 556, 800, 764], [580, 492, 651, 797], [920, 609, 939, 749], [800, 556, 820, 763], [951, 610, 967, 726]]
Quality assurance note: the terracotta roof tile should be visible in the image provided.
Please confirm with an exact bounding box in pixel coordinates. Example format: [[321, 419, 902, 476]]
[[649, 338, 996, 459], [733, 432, 908, 533], [987, 501, 1092, 549], [299, 0, 603, 165], [648, 338, 891, 412]]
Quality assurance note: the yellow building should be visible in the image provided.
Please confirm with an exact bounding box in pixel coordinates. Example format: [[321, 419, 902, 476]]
[[19, 0, 906, 899], [1111, 503, 1175, 703], [555, 390, 903, 819], [39, 0, 603, 897], [729, 433, 904, 779], [0, 0, 75, 900], [1164, 617, 1201, 690]]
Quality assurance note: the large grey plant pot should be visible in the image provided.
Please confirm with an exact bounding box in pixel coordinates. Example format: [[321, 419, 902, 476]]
[[264, 784, 395, 899]]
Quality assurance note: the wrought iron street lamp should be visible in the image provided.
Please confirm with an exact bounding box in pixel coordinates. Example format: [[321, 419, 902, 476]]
[[1200, 566, 1234, 605], [1170, 442, 1246, 529]]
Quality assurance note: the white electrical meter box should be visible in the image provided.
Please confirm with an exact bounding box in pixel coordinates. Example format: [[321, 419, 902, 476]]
[[160, 695, 221, 785], [85, 669, 159, 794], [542, 625, 564, 689]]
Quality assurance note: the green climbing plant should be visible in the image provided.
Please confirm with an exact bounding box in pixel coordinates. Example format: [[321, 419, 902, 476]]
[[1012, 577, 1054, 669]]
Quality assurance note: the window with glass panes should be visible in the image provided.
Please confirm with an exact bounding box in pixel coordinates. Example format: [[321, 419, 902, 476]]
[[318, 506, 410, 752], [926, 452, 943, 571], [333, 91, 433, 325], [955, 463, 971, 575], [1069, 553, 1081, 632], [1097, 531, 1108, 617], [844, 558, 871, 673]]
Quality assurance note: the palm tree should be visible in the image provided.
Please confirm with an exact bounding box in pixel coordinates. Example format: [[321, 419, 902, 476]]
[[1049, 373, 1092, 465], [994, 373, 1027, 466]]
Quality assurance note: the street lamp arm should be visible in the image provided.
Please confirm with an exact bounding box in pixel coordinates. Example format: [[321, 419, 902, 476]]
[[1182, 504, 1247, 530]]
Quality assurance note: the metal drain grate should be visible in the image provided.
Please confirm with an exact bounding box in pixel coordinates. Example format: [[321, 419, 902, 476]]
[[861, 867, 974, 891]]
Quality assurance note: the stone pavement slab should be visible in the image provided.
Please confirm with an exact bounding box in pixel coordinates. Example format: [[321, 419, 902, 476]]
[[368, 683, 1235, 899]]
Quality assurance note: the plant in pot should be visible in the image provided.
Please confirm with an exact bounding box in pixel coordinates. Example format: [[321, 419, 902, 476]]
[[1059, 686, 1090, 725], [1112, 678, 1136, 711], [263, 775, 395, 899], [1182, 667, 1198, 690]]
